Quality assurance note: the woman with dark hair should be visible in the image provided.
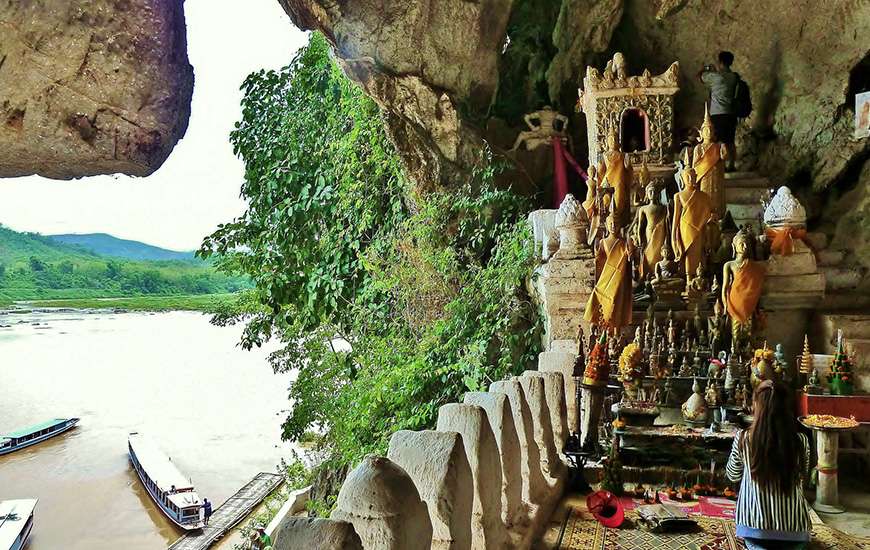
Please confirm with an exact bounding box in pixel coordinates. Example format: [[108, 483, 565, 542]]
[[726, 380, 811, 549]]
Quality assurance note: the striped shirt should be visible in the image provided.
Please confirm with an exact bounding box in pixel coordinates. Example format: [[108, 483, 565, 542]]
[[726, 430, 812, 542]]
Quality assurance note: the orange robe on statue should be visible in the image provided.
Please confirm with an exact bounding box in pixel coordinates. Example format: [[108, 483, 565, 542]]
[[693, 143, 725, 217], [598, 153, 632, 227], [726, 261, 766, 324], [673, 188, 712, 279], [640, 216, 667, 280], [584, 237, 633, 329]]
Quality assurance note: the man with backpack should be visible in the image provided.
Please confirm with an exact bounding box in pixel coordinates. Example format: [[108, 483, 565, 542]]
[[699, 51, 751, 171]]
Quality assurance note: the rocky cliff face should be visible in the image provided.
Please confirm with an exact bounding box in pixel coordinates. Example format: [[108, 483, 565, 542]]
[[0, 0, 193, 179], [278, 0, 870, 295]]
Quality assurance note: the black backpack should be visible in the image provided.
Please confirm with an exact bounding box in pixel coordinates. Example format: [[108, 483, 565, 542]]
[[733, 73, 752, 119]]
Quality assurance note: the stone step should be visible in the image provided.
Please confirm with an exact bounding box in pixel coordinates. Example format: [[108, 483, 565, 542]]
[[725, 186, 772, 205], [806, 232, 829, 251], [817, 249, 846, 267], [727, 204, 763, 228], [724, 172, 772, 189], [819, 293, 870, 312], [821, 267, 862, 290]]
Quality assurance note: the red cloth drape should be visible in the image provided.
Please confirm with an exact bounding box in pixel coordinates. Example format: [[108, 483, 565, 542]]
[[552, 137, 587, 208]]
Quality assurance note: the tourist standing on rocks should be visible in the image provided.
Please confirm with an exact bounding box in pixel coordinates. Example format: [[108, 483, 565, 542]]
[[726, 380, 811, 549], [699, 51, 739, 171]]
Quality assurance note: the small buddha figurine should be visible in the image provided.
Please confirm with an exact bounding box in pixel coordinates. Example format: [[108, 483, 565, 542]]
[[708, 298, 728, 356], [705, 380, 719, 408], [722, 229, 766, 346], [707, 351, 727, 379], [584, 214, 635, 330], [672, 167, 715, 282], [596, 128, 633, 228], [652, 245, 684, 301], [512, 105, 569, 151], [684, 262, 711, 303], [692, 105, 728, 218], [679, 356, 692, 376], [582, 165, 598, 219], [634, 181, 669, 280], [734, 383, 745, 408]]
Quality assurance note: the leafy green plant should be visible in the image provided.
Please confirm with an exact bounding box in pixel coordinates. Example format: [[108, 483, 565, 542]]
[[204, 33, 542, 482]]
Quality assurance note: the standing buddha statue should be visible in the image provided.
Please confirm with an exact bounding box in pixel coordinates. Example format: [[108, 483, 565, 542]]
[[584, 214, 634, 330], [722, 229, 766, 350], [692, 105, 728, 218], [596, 128, 633, 229], [634, 182, 669, 280], [672, 167, 715, 281]]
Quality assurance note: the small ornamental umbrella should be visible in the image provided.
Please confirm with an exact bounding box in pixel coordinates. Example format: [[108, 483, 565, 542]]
[[587, 490, 625, 528]]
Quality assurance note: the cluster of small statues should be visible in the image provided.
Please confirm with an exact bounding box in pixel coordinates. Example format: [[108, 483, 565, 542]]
[[579, 107, 765, 350]]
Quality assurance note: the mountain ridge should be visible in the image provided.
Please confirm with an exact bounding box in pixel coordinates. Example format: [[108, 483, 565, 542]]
[[48, 232, 196, 261]]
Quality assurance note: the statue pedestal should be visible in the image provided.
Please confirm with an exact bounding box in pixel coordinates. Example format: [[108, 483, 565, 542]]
[[760, 240, 826, 361], [530, 257, 595, 351]]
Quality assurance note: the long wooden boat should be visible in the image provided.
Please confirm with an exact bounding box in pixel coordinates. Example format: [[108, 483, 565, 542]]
[[128, 433, 204, 531], [0, 499, 37, 550], [0, 418, 79, 456]]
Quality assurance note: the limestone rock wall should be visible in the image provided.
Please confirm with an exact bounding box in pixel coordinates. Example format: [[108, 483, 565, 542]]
[[278, 0, 870, 294], [0, 0, 193, 179]]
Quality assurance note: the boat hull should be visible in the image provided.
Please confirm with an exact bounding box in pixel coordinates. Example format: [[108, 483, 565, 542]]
[[128, 448, 203, 531], [9, 519, 32, 550], [0, 419, 79, 456]]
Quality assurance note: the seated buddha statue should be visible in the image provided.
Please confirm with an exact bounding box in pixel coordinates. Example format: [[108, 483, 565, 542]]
[[651, 244, 684, 300]]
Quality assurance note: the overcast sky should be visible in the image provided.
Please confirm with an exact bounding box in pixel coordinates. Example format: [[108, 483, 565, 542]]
[[0, 0, 307, 251]]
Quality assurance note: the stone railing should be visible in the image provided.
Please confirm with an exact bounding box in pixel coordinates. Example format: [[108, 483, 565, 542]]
[[270, 368, 571, 549]]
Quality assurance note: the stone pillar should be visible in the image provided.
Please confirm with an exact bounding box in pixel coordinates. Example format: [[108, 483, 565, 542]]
[[387, 430, 473, 550], [580, 387, 605, 450], [330, 456, 432, 550], [523, 370, 569, 453], [436, 404, 507, 550], [463, 392, 526, 529], [538, 350, 579, 432], [489, 379, 549, 506], [518, 374, 563, 482], [810, 427, 856, 514], [530, 256, 595, 351], [273, 517, 363, 550]]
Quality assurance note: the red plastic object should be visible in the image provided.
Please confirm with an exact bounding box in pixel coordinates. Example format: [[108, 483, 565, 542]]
[[587, 490, 625, 528], [797, 393, 870, 423]]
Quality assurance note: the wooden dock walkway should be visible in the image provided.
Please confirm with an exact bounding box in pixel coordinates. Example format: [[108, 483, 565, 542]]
[[168, 472, 284, 550]]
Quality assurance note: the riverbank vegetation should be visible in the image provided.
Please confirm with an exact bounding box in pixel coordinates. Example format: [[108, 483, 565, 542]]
[[203, 33, 542, 511], [17, 293, 240, 313], [0, 225, 249, 306]]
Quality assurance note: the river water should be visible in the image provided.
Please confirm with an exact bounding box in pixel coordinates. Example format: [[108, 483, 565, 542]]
[[0, 309, 294, 550]]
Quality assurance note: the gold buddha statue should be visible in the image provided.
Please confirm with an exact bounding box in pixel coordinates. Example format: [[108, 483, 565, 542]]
[[672, 167, 715, 282], [722, 229, 766, 348], [633, 181, 668, 281], [584, 214, 634, 329], [596, 128, 633, 229], [692, 105, 728, 218]]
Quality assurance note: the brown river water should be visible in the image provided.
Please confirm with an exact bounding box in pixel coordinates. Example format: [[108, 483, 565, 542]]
[[0, 309, 294, 549]]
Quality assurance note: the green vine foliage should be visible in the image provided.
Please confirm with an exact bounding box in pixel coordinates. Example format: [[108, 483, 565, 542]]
[[201, 33, 543, 471]]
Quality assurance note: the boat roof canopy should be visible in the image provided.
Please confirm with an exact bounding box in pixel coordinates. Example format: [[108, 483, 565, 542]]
[[0, 499, 37, 549], [168, 491, 201, 509], [128, 434, 195, 493], [2, 418, 72, 439]]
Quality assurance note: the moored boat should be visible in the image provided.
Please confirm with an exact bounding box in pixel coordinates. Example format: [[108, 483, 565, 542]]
[[0, 499, 37, 550], [0, 418, 79, 456], [127, 433, 204, 531]]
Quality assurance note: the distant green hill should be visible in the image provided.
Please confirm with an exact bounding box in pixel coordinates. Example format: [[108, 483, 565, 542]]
[[48, 233, 195, 261], [0, 225, 249, 303]]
